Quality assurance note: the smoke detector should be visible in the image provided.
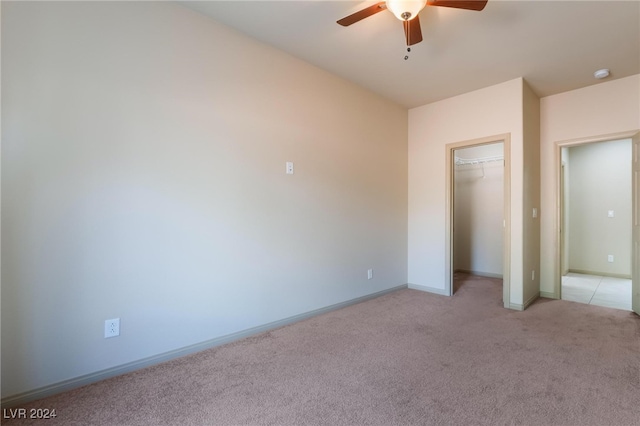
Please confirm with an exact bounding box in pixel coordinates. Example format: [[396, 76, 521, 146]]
[[594, 69, 610, 79]]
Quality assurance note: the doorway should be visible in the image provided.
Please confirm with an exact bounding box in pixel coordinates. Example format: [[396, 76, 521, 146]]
[[445, 134, 511, 308], [555, 131, 640, 315]]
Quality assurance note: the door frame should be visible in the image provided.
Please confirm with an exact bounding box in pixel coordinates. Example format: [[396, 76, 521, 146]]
[[633, 133, 640, 314], [445, 133, 511, 308], [560, 161, 567, 276], [554, 130, 639, 311]]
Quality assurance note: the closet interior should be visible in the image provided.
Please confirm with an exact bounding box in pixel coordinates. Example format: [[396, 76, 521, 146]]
[[453, 142, 504, 293]]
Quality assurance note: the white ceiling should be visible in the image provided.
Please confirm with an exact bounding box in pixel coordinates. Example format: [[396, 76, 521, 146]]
[[180, 1, 640, 108]]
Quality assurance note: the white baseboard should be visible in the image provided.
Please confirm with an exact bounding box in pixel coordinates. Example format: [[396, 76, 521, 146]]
[[540, 291, 558, 299], [508, 292, 540, 311], [1, 283, 408, 409], [523, 292, 540, 310], [567, 269, 632, 279], [407, 283, 449, 296], [508, 303, 524, 311]]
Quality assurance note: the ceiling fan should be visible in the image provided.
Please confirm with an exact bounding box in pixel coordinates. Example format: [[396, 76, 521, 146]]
[[337, 0, 488, 46]]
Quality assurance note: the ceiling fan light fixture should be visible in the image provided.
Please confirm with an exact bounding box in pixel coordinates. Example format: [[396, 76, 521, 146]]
[[386, 0, 427, 21]]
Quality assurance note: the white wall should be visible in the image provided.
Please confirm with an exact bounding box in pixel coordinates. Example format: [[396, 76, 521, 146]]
[[453, 143, 504, 277], [408, 78, 525, 306], [1, 2, 408, 398], [566, 139, 632, 277], [540, 75, 640, 297]]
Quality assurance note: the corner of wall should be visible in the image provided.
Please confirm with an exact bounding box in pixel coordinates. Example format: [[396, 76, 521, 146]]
[[522, 80, 541, 305]]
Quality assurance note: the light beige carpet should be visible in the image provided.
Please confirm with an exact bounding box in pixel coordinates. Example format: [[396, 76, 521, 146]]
[[4, 274, 640, 425]]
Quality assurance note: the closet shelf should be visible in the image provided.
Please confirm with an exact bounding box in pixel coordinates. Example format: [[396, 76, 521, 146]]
[[454, 155, 504, 166]]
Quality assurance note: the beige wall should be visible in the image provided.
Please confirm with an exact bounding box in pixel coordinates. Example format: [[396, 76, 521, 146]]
[[522, 81, 541, 305], [540, 75, 640, 297], [408, 78, 526, 306], [5, 0, 637, 404], [1, 2, 408, 398], [566, 139, 632, 277]]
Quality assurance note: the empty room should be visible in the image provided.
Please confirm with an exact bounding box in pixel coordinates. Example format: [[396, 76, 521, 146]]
[[2, 1, 639, 425]]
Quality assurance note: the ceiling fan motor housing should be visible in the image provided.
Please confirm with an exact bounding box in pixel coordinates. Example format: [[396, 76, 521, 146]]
[[386, 0, 427, 21]]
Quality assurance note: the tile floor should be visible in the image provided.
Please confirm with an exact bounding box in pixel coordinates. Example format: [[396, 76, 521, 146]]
[[561, 272, 632, 311]]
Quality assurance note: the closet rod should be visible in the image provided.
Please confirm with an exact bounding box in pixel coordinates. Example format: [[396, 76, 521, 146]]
[[454, 155, 503, 166]]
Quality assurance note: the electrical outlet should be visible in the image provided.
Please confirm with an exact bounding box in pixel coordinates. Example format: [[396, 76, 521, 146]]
[[104, 318, 120, 338], [607, 255, 614, 263], [286, 162, 294, 175], [367, 269, 373, 280]]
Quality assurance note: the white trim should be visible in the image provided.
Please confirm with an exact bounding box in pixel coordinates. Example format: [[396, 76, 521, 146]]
[[554, 130, 640, 303], [508, 291, 538, 311], [408, 283, 449, 296], [567, 269, 632, 280], [445, 134, 511, 308], [523, 292, 539, 310], [508, 292, 539, 311]]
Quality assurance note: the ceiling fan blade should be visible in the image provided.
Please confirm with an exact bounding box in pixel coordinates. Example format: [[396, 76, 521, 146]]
[[403, 16, 423, 46], [427, 0, 488, 11], [337, 2, 387, 26]]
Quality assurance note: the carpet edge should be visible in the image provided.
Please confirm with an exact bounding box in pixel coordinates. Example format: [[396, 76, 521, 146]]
[[1, 283, 408, 409]]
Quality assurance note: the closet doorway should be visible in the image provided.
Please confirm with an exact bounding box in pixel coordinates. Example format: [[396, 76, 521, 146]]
[[445, 134, 511, 308]]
